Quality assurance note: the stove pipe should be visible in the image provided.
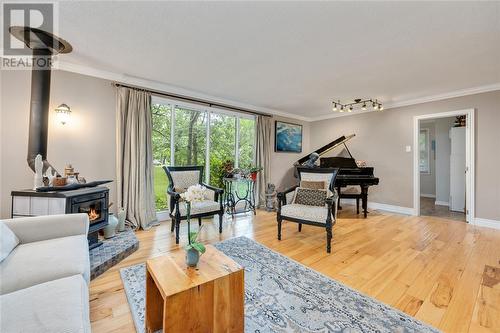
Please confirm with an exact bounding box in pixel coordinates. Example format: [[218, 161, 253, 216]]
[[9, 27, 72, 176]]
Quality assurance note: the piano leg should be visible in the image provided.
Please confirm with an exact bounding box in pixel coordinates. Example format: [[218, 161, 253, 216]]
[[337, 186, 342, 210], [298, 223, 302, 232], [356, 197, 360, 214], [277, 218, 282, 240], [361, 185, 369, 218]]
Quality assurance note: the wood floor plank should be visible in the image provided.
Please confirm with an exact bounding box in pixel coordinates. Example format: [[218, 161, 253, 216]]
[[90, 208, 500, 333]]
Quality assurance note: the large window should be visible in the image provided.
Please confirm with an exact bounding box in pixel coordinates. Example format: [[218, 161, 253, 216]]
[[152, 104, 171, 211], [209, 113, 236, 187], [419, 129, 430, 173], [151, 98, 256, 211], [174, 106, 207, 167]]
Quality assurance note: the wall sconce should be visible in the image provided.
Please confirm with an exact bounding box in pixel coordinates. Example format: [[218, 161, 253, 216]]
[[55, 104, 71, 125]]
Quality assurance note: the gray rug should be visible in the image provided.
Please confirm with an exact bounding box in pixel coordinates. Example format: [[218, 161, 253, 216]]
[[120, 236, 439, 333], [90, 229, 139, 279]]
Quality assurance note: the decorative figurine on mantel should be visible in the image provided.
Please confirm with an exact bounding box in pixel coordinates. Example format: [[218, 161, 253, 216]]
[[43, 166, 56, 186], [33, 154, 44, 190]]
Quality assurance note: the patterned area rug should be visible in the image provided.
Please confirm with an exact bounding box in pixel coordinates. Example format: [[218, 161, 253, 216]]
[[120, 236, 439, 333]]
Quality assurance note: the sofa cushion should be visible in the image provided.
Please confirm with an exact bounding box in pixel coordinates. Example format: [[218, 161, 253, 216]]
[[281, 203, 330, 223], [0, 234, 90, 295], [0, 274, 90, 333], [0, 222, 19, 263]]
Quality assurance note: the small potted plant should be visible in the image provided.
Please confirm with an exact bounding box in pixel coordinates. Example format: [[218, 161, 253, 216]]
[[185, 227, 206, 267], [248, 166, 263, 181], [180, 184, 208, 267], [222, 160, 235, 178]]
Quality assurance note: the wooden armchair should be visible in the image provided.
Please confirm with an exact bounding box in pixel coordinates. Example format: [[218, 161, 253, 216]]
[[163, 166, 224, 244], [277, 167, 339, 253]]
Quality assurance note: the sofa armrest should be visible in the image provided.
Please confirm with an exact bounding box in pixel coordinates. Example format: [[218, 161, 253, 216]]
[[2, 214, 89, 244]]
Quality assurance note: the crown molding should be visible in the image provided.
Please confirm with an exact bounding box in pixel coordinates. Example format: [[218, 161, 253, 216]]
[[55, 60, 500, 124], [308, 83, 500, 122], [55, 60, 310, 122]]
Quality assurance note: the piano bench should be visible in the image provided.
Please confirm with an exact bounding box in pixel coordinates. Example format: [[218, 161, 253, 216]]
[[338, 192, 362, 215]]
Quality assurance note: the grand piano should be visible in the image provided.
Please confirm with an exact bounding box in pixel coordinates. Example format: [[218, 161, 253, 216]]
[[295, 134, 379, 218]]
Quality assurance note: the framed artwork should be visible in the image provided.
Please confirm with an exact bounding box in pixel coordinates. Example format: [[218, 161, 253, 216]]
[[275, 121, 303, 153]]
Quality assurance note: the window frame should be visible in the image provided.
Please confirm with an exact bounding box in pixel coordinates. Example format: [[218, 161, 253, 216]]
[[151, 96, 256, 211], [419, 128, 430, 174]]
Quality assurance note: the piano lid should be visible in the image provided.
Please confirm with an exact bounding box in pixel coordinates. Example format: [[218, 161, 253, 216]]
[[296, 134, 355, 165]]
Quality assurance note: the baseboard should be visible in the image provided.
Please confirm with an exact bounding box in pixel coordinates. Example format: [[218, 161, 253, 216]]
[[435, 201, 449, 206], [473, 218, 500, 230], [156, 210, 171, 222], [340, 199, 415, 216], [420, 193, 436, 198]]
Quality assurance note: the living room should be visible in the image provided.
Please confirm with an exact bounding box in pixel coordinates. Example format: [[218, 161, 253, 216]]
[[1, 2, 499, 333]]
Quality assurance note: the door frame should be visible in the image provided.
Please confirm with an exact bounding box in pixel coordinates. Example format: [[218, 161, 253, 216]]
[[413, 108, 475, 222]]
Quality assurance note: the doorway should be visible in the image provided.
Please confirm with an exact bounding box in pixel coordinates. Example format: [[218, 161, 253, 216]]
[[413, 109, 475, 223]]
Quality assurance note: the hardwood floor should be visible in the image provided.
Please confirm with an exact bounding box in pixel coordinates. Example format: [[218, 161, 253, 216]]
[[90, 208, 500, 333], [420, 196, 466, 222]]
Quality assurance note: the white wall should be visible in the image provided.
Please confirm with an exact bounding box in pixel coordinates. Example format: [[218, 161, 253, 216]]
[[1, 70, 116, 218], [419, 121, 436, 197], [309, 90, 500, 222], [434, 117, 455, 205]]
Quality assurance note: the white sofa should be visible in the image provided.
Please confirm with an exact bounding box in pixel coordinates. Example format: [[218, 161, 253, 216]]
[[0, 214, 92, 333]]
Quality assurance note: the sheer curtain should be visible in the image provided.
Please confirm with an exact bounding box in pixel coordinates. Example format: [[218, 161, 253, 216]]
[[255, 115, 272, 207], [116, 87, 158, 229]]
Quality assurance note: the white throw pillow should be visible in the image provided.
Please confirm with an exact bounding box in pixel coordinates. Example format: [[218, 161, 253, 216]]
[[0, 222, 19, 262]]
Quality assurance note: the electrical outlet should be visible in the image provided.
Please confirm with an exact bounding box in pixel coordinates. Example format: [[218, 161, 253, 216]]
[[405, 145, 412, 152]]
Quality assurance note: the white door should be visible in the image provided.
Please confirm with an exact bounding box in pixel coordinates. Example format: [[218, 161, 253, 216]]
[[449, 127, 466, 212]]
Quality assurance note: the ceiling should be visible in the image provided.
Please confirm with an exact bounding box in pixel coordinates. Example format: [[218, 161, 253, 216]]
[[56, 1, 500, 119]]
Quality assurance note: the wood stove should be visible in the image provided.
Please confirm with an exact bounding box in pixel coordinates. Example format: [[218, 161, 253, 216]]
[[11, 187, 109, 249]]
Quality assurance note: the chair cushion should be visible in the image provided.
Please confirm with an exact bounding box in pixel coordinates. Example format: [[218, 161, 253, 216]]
[[300, 171, 335, 196], [0, 274, 91, 333], [0, 235, 90, 295], [300, 180, 326, 190], [175, 200, 221, 217], [281, 204, 330, 223], [0, 222, 19, 263], [294, 188, 327, 206], [170, 170, 201, 189]]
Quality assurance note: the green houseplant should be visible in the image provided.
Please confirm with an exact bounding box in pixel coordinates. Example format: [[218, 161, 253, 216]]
[[248, 166, 263, 181]]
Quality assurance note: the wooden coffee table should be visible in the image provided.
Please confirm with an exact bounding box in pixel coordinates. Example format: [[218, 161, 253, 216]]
[[145, 244, 244, 333]]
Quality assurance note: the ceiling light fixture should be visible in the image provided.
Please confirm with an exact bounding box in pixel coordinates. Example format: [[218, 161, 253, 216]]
[[331, 98, 383, 113]]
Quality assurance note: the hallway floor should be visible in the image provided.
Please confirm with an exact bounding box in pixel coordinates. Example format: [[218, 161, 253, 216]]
[[420, 197, 466, 222]]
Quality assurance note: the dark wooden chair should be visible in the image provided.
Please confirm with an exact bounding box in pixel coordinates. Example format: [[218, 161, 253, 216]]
[[277, 167, 339, 253], [163, 166, 224, 244]]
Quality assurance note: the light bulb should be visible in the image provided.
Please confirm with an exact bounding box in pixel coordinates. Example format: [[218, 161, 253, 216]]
[[379, 104, 383, 111], [362, 103, 367, 111], [332, 103, 337, 111], [55, 104, 71, 125]]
